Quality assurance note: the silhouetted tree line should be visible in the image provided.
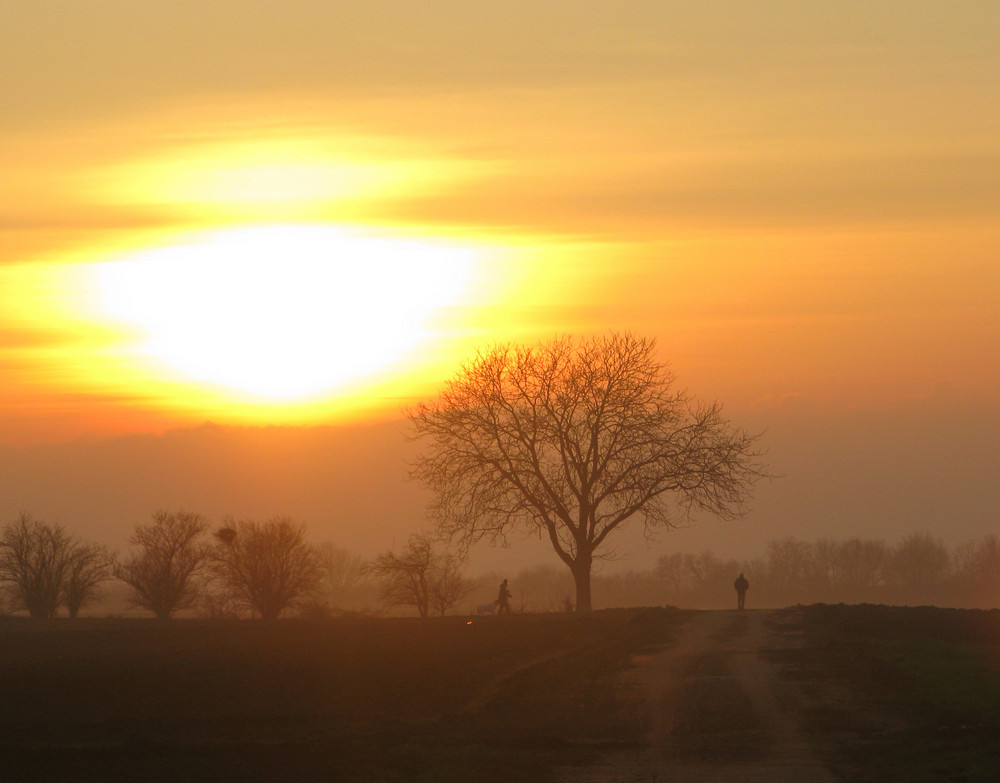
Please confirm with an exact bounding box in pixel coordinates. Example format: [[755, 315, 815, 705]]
[[0, 513, 111, 618], [604, 532, 1000, 610], [348, 530, 1000, 614], [0, 510, 378, 620], [0, 510, 474, 620], [462, 532, 1000, 612], [2, 512, 998, 617]]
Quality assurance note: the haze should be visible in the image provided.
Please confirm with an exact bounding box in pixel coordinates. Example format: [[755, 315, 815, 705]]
[[1, 2, 997, 575]]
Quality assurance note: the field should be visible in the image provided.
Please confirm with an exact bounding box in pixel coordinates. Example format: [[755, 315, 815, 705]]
[[1, 605, 999, 782], [796, 604, 1000, 782], [0, 609, 678, 782]]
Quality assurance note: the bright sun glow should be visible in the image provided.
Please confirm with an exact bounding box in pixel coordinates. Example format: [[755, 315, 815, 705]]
[[86, 135, 487, 224], [95, 226, 474, 398]]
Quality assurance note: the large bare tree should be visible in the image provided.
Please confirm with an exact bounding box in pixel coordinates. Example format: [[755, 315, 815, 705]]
[[0, 513, 75, 618], [116, 510, 209, 619], [408, 333, 763, 611], [210, 517, 320, 620]]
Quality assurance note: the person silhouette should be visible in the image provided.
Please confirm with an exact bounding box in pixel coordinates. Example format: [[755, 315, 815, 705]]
[[497, 578, 512, 616], [734, 573, 749, 610]]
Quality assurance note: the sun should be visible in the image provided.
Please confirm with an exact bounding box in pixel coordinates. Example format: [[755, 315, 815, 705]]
[[94, 226, 474, 399]]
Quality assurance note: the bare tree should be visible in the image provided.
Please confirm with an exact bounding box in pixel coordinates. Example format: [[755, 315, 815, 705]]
[[315, 542, 370, 610], [954, 535, 1000, 588], [766, 537, 814, 593], [210, 517, 320, 620], [428, 552, 475, 616], [811, 538, 840, 591], [368, 533, 472, 617], [409, 334, 763, 611], [655, 552, 686, 595], [64, 542, 113, 619], [368, 533, 435, 618], [835, 538, 888, 591], [0, 513, 75, 618], [889, 532, 950, 588], [116, 510, 209, 619]]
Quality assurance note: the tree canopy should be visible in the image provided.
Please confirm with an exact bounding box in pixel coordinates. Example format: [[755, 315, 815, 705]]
[[115, 510, 209, 620], [408, 333, 764, 611], [0, 513, 75, 619], [368, 533, 473, 617], [210, 517, 320, 620]]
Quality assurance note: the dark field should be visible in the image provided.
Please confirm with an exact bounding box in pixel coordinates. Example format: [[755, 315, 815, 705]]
[[3, 605, 1000, 782], [0, 609, 679, 782], [795, 604, 1000, 782]]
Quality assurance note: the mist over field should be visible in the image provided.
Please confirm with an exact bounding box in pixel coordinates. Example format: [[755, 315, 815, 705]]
[[1, 386, 997, 616], [4, 395, 997, 554]]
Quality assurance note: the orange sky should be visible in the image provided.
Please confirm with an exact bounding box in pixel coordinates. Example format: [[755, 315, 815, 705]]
[[2, 1, 998, 445]]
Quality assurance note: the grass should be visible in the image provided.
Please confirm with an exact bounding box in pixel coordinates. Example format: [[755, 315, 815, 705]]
[[0, 608, 681, 782], [871, 636, 1000, 715], [7, 604, 1000, 781], [798, 604, 1000, 782]]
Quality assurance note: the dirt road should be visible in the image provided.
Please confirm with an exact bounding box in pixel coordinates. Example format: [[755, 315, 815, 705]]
[[559, 609, 841, 782]]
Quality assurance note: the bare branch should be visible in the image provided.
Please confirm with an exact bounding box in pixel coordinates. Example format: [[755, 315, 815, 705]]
[[367, 533, 473, 617], [0, 513, 76, 618], [115, 510, 209, 620], [209, 517, 320, 620], [407, 333, 765, 611]]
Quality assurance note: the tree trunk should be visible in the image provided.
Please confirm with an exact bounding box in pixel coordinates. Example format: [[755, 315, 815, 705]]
[[571, 557, 593, 613]]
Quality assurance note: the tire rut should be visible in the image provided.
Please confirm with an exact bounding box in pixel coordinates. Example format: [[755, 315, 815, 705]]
[[558, 610, 841, 782]]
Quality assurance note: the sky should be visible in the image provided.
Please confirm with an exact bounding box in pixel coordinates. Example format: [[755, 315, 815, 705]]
[[1, 2, 998, 567]]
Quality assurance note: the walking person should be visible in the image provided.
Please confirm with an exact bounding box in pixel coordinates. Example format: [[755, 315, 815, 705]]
[[734, 572, 749, 610], [497, 578, 512, 616]]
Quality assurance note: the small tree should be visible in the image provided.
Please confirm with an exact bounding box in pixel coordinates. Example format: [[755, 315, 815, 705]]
[[835, 538, 888, 591], [315, 542, 371, 611], [655, 552, 686, 595], [369, 534, 435, 618], [954, 535, 1000, 588], [765, 537, 814, 593], [428, 552, 475, 616], [210, 517, 320, 620], [64, 542, 113, 619], [116, 510, 209, 619], [368, 533, 472, 617], [0, 513, 75, 618], [889, 532, 949, 589]]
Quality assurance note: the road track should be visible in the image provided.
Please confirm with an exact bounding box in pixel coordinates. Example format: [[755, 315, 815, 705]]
[[559, 609, 841, 782]]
